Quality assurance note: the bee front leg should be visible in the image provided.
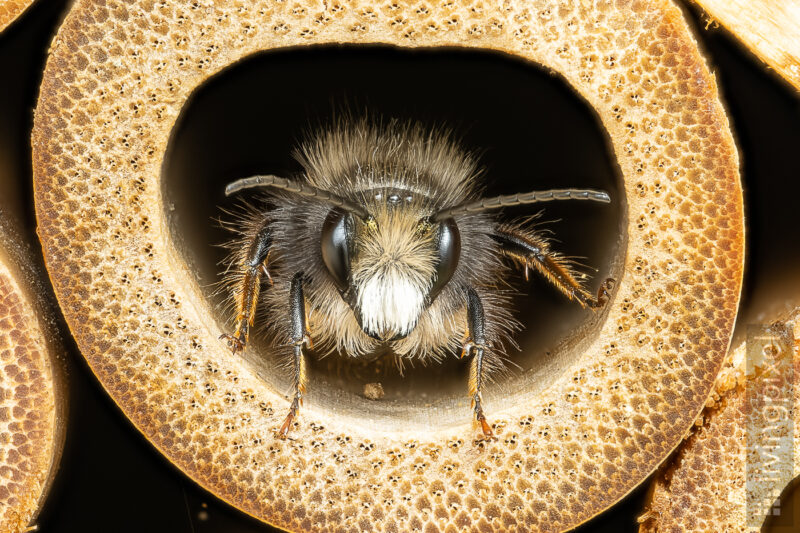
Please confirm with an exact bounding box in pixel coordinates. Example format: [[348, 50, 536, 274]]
[[277, 272, 310, 439], [493, 229, 614, 309], [462, 287, 494, 439], [221, 219, 273, 354]]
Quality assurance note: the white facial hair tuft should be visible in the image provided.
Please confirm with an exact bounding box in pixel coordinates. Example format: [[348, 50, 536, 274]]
[[357, 269, 427, 339]]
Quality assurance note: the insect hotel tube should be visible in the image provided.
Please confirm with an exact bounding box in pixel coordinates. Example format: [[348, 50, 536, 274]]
[[640, 299, 800, 532], [166, 67, 623, 431], [0, 220, 66, 533], [0, 0, 38, 33], [0, 8, 68, 531], [32, 1, 744, 531], [689, 0, 800, 92]]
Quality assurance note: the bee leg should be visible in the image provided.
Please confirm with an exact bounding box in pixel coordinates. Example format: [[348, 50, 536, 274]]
[[463, 287, 495, 439], [220, 219, 273, 354], [492, 229, 615, 309], [277, 272, 310, 439]]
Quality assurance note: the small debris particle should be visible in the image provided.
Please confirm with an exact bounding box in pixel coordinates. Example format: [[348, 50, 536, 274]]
[[363, 382, 385, 400]]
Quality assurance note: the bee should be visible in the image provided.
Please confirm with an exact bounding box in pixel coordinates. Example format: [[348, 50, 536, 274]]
[[220, 117, 614, 439]]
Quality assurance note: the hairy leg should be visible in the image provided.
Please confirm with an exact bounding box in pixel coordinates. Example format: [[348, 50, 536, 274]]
[[221, 219, 273, 353], [277, 272, 311, 439], [461, 287, 494, 439], [492, 228, 614, 309]]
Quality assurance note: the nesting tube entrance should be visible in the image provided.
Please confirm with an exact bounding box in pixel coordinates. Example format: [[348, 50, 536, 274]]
[[33, 1, 743, 531], [163, 46, 623, 425]]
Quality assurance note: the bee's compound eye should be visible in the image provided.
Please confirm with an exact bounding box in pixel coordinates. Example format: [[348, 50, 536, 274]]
[[321, 210, 353, 291], [429, 218, 461, 303]]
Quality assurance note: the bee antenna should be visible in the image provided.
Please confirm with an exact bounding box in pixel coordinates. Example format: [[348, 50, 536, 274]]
[[225, 175, 370, 219], [432, 188, 611, 221]]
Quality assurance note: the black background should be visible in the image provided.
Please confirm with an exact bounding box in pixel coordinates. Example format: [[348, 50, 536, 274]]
[[1, 1, 799, 532]]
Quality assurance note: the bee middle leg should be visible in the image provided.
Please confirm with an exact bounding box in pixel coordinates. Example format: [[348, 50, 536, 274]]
[[492, 229, 614, 309], [277, 272, 310, 439], [462, 287, 495, 439], [220, 219, 273, 353]]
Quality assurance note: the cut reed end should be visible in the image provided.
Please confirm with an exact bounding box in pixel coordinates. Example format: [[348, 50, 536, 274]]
[[0, 225, 65, 533], [32, 0, 743, 531]]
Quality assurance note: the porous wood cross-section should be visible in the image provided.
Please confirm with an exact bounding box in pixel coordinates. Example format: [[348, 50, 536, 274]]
[[0, 0, 36, 32], [691, 0, 800, 91], [32, 1, 743, 531], [640, 306, 800, 532], [0, 237, 62, 533]]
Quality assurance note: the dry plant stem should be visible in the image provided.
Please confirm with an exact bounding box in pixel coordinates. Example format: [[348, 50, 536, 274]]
[[0, 0, 36, 32], [639, 305, 800, 532], [32, 1, 743, 531], [690, 0, 800, 91], [0, 229, 65, 533]]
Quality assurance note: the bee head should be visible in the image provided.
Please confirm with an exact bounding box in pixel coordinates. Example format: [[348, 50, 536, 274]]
[[225, 173, 609, 343], [321, 190, 460, 341]]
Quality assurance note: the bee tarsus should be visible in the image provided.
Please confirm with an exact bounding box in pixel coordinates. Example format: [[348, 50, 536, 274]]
[[219, 331, 247, 354], [277, 394, 302, 440], [475, 405, 494, 440]]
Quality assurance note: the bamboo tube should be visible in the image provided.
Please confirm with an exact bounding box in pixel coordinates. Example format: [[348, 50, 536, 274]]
[[0, 6, 67, 529], [0, 221, 65, 533], [32, 0, 743, 531], [639, 302, 800, 532], [690, 0, 800, 91], [0, 0, 36, 32]]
